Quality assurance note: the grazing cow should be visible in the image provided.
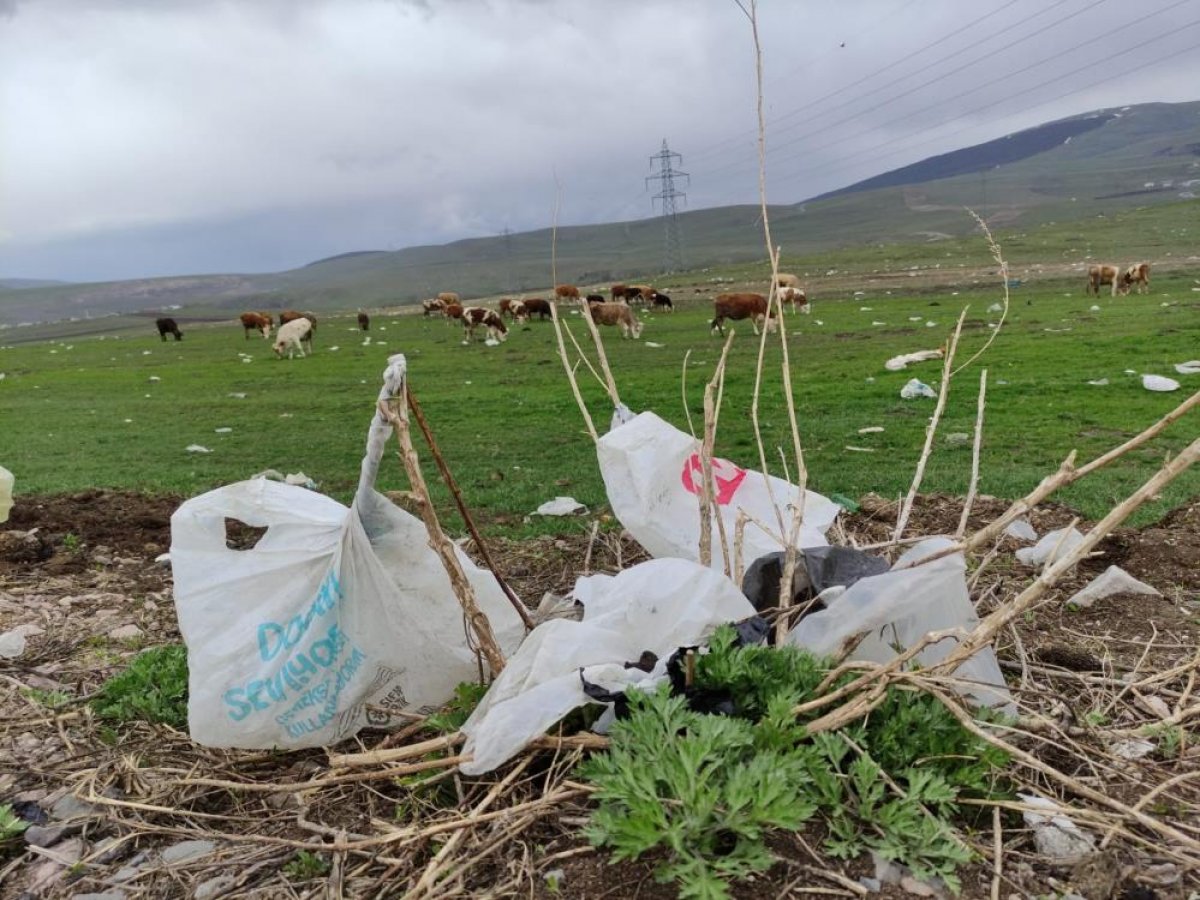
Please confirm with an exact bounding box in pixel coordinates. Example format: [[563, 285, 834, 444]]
[[273, 317, 313, 359], [517, 297, 551, 320], [588, 302, 643, 339], [239, 311, 272, 339], [779, 286, 810, 314], [155, 317, 183, 341], [626, 284, 654, 305], [610, 283, 629, 301], [1086, 264, 1122, 297], [357, 311, 370, 331], [509, 300, 527, 321], [651, 291, 673, 312], [711, 293, 777, 336], [437, 291, 461, 305], [422, 298, 446, 317], [585, 293, 606, 304], [280, 310, 318, 331], [462, 307, 508, 342], [443, 302, 464, 322], [1120, 262, 1151, 295], [499, 298, 520, 319], [776, 273, 801, 289], [554, 284, 581, 303]]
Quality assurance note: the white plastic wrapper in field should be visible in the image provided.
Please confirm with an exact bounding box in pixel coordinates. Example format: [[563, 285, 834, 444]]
[[786, 537, 1012, 710], [460, 558, 755, 775], [597, 410, 839, 573], [170, 354, 525, 749]]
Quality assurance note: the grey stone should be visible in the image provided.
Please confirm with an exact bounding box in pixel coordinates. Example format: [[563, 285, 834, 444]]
[[161, 839, 216, 865], [106, 624, 143, 641], [25, 823, 75, 847], [112, 866, 141, 884], [194, 876, 236, 900], [858, 877, 882, 892], [900, 875, 940, 897], [92, 836, 130, 865], [50, 795, 97, 821]]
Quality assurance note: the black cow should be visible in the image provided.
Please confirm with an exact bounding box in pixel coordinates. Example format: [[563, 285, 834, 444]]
[[156, 317, 183, 341]]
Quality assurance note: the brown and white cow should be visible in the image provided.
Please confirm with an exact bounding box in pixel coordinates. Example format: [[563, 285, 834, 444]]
[[711, 293, 777, 336], [588, 302, 643, 339], [499, 298, 521, 319], [776, 273, 801, 289], [778, 286, 809, 314], [280, 310, 317, 331], [554, 284, 581, 302], [239, 311, 272, 339], [422, 298, 446, 317], [626, 284, 655, 305], [516, 298, 551, 321], [1120, 262, 1151, 295], [1086, 264, 1121, 297], [462, 307, 508, 342]]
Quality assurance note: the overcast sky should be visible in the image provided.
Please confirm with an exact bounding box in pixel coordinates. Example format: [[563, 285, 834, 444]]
[[2, 0, 1198, 282]]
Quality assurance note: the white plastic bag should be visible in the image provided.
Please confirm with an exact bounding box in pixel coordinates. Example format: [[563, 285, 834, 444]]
[[0, 465, 12, 523], [900, 378, 937, 399], [597, 411, 839, 572], [170, 355, 525, 749], [785, 538, 1011, 709], [460, 558, 755, 775]]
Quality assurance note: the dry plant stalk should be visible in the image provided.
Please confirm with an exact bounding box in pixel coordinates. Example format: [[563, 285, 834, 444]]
[[894, 308, 967, 541], [698, 333, 736, 572], [549, 304, 598, 441], [954, 210, 1009, 377], [956, 368, 988, 539], [378, 397, 506, 676]]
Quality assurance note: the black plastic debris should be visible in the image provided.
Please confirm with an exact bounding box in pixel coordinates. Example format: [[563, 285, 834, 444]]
[[741, 546, 890, 615]]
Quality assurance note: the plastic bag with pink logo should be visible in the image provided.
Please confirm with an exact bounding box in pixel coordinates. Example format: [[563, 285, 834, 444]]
[[596, 410, 840, 571]]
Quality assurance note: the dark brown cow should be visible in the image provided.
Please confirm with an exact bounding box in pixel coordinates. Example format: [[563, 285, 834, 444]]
[[280, 310, 318, 331], [517, 298, 551, 321], [357, 311, 370, 331], [1086, 264, 1121, 298], [587, 302, 642, 339], [585, 293, 606, 304], [626, 284, 654, 305], [650, 291, 673, 311], [443, 302, 464, 322], [239, 311, 272, 339], [711, 293, 776, 336], [155, 317, 183, 341], [462, 307, 508, 342], [554, 284, 580, 302], [1119, 262, 1151, 295], [610, 283, 629, 301]]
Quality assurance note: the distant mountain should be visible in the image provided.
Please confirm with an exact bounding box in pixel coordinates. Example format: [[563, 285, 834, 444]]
[[0, 277, 69, 290], [2, 99, 1198, 328]]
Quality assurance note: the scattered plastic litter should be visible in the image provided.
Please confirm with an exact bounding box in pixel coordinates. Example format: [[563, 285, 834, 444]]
[[1020, 794, 1095, 862], [1016, 526, 1085, 567], [1110, 738, 1155, 761], [872, 320, 886, 326], [1003, 517, 1037, 542], [844, 445, 875, 453], [185, 444, 213, 454], [1087, 379, 1109, 386], [328, 346, 340, 352], [148, 376, 161, 382], [1067, 565, 1160, 608], [1124, 369, 1137, 374], [0, 623, 43, 659], [227, 392, 247, 399], [644, 342, 665, 348], [0, 465, 12, 523], [785, 537, 1011, 709], [460, 558, 755, 774], [886, 349, 943, 371], [1142, 374, 1180, 392], [900, 379, 936, 399], [1089, 305, 1101, 312], [858, 426, 884, 434], [859, 306, 873, 311], [534, 497, 587, 516], [743, 546, 889, 614], [484, 338, 500, 347], [944, 432, 970, 446], [597, 410, 839, 573], [1174, 360, 1200, 375], [214, 427, 233, 434], [987, 303, 1002, 313], [925, 321, 937, 327]]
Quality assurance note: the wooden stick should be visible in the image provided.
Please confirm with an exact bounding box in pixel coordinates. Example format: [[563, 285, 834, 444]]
[[405, 386, 534, 632], [894, 308, 967, 541], [576, 297, 622, 412], [379, 398, 506, 676], [956, 368, 988, 539], [549, 304, 598, 442]]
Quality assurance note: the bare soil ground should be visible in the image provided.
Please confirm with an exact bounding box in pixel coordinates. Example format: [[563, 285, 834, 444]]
[[1, 490, 1197, 898]]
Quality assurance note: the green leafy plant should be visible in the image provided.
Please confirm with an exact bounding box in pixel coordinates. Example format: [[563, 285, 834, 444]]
[[62, 532, 81, 552], [22, 688, 71, 709], [0, 804, 29, 842], [582, 627, 1010, 897], [424, 680, 488, 734], [90, 644, 189, 728], [283, 850, 331, 880]]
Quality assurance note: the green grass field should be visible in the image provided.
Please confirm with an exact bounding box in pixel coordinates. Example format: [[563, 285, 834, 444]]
[[2, 232, 1197, 539]]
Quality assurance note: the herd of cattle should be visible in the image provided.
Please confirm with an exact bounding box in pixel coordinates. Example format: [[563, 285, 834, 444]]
[[150, 261, 1152, 356]]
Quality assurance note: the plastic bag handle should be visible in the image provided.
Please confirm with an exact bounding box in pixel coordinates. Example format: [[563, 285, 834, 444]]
[[356, 354, 408, 504]]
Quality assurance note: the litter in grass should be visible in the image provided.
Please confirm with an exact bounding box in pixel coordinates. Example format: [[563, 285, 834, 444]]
[[1174, 360, 1200, 374], [644, 342, 665, 348], [1003, 517, 1038, 542], [1142, 374, 1180, 392], [1067, 565, 1160, 608], [534, 497, 587, 516], [885, 349, 943, 371], [1020, 794, 1095, 863], [1016, 526, 1085, 567], [844, 445, 875, 453], [184, 445, 212, 454], [900, 379, 937, 399], [214, 427, 232, 434], [1087, 378, 1109, 386], [858, 426, 885, 434]]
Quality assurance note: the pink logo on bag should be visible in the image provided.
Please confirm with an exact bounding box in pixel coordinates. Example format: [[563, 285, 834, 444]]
[[681, 454, 747, 506]]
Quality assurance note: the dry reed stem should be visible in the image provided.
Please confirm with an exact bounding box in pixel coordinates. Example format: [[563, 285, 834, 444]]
[[406, 385, 534, 632], [549, 303, 598, 442], [575, 298, 622, 412], [560, 319, 609, 392], [894, 308, 967, 541], [956, 368, 988, 539], [698, 333, 735, 571], [379, 398, 506, 676], [953, 210, 1009, 377], [681, 348, 696, 438]]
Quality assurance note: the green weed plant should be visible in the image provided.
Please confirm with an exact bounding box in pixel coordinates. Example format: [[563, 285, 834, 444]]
[[582, 627, 1009, 898], [90, 644, 189, 728]]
